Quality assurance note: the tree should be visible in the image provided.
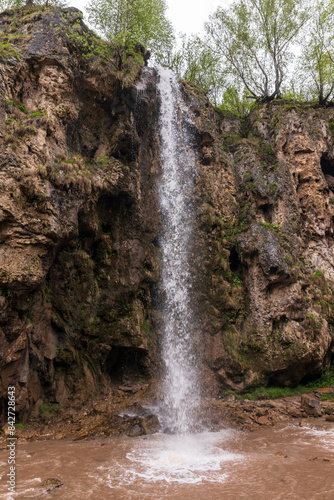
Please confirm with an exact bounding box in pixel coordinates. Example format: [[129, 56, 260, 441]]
[[86, 0, 174, 63], [0, 0, 65, 9], [171, 34, 226, 104], [205, 0, 308, 101], [220, 86, 254, 117], [298, 0, 334, 104]]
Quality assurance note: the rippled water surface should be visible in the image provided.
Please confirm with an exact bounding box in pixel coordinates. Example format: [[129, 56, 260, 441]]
[[1, 423, 333, 499]]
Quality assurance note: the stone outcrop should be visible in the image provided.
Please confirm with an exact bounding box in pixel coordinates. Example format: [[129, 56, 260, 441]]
[[0, 5, 333, 425], [301, 393, 322, 417], [0, 6, 159, 422], [189, 96, 334, 393]]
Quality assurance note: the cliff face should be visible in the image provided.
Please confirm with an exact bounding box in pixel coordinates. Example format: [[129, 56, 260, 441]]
[[0, 6, 159, 421], [189, 92, 334, 393], [0, 6, 333, 423]]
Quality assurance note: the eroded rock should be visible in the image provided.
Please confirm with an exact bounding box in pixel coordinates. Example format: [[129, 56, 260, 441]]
[[301, 394, 323, 417]]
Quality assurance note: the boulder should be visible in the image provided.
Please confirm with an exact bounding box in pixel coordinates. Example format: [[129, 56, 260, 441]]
[[301, 394, 322, 417]]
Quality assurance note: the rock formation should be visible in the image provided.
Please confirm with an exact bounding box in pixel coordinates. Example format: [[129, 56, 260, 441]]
[[0, 5, 333, 423], [0, 6, 159, 421], [191, 96, 334, 393]]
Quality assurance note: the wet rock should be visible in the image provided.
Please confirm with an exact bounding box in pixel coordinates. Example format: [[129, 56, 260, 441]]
[[119, 386, 138, 394], [224, 394, 236, 402], [257, 416, 270, 425], [141, 414, 160, 434], [126, 424, 145, 437], [123, 405, 160, 436], [301, 394, 323, 417], [314, 388, 334, 397], [325, 415, 334, 422], [274, 452, 288, 458], [42, 478, 63, 492], [256, 408, 268, 417], [238, 223, 291, 280]]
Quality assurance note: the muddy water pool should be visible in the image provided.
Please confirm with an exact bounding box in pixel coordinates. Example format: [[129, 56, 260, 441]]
[[1, 422, 333, 499]]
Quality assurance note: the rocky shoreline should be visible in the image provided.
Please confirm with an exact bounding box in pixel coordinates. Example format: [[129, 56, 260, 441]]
[[1, 384, 333, 445]]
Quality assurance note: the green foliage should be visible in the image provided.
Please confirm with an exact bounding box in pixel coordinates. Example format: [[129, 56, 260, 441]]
[[230, 368, 334, 399], [86, 0, 174, 64], [0, 0, 22, 7], [233, 274, 243, 285], [14, 422, 26, 430], [205, 0, 308, 101], [95, 153, 109, 168], [260, 221, 280, 231], [29, 110, 46, 117], [221, 132, 242, 151], [0, 41, 20, 59], [40, 401, 60, 417], [141, 318, 149, 333], [297, 0, 334, 104], [0, 0, 66, 8], [219, 86, 254, 117], [268, 181, 278, 195], [172, 34, 225, 103], [321, 393, 334, 401], [64, 16, 145, 80], [17, 103, 28, 113]]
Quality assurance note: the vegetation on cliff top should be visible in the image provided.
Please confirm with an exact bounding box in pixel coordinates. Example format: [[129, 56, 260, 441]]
[[2, 0, 334, 111], [86, 0, 174, 64], [181, 0, 334, 111], [0, 3, 148, 86]]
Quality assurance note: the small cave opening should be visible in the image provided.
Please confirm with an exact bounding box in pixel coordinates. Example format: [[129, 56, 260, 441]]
[[258, 202, 273, 223], [229, 246, 240, 272], [105, 346, 148, 385], [272, 319, 280, 330], [260, 203, 270, 215], [96, 193, 132, 242], [321, 154, 334, 190], [101, 221, 112, 234]]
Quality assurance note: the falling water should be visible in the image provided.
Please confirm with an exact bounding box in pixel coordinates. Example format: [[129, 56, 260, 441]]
[[157, 66, 199, 433]]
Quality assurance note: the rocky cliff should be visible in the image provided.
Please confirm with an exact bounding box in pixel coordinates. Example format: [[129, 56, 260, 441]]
[[0, 5, 333, 424], [0, 5, 159, 422], [191, 95, 334, 393]]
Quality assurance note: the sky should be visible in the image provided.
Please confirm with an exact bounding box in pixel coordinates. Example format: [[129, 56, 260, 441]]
[[73, 0, 233, 37]]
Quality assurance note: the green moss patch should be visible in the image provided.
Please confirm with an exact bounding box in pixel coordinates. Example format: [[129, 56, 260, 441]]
[[225, 368, 334, 400]]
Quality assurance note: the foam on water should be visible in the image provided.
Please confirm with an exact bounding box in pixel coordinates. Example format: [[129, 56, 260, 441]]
[[96, 431, 242, 487], [294, 425, 334, 452]]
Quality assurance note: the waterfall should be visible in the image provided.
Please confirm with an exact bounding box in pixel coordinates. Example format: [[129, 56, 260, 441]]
[[157, 66, 199, 434]]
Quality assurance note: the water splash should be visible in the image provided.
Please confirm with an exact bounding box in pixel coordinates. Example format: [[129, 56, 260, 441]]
[[156, 66, 199, 433], [107, 432, 241, 486]]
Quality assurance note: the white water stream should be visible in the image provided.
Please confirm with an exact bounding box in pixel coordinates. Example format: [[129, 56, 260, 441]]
[[156, 66, 199, 434]]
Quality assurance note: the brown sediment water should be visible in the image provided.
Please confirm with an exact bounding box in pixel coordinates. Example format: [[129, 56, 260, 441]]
[[0, 422, 333, 499]]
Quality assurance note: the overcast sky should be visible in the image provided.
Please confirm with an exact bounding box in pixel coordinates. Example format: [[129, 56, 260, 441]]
[[73, 0, 233, 36]]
